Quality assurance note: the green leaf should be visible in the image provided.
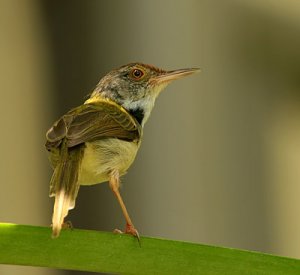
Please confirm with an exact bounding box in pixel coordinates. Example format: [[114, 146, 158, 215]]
[[0, 223, 300, 274]]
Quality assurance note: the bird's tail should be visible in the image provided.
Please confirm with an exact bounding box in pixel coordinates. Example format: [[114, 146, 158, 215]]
[[50, 142, 84, 238]]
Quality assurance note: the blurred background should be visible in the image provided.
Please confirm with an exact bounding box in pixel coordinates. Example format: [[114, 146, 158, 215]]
[[1, 0, 300, 274]]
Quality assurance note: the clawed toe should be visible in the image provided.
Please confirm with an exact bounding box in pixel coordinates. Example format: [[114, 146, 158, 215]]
[[113, 224, 141, 246], [113, 228, 123, 234], [125, 224, 139, 238]]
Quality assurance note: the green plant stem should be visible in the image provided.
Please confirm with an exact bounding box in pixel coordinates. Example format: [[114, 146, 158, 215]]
[[0, 223, 300, 274]]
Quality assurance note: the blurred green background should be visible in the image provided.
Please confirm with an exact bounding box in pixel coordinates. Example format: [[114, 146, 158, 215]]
[[1, 0, 300, 274]]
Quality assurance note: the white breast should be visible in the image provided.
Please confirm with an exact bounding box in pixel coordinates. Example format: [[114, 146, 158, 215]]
[[78, 138, 140, 185]]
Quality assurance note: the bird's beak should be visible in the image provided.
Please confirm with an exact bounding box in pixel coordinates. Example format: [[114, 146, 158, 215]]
[[151, 68, 201, 85]]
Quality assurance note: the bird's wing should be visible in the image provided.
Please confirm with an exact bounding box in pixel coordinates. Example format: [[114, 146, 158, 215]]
[[45, 100, 141, 149]]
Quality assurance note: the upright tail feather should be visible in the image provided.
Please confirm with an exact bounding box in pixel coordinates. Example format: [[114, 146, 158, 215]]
[[50, 143, 84, 238]]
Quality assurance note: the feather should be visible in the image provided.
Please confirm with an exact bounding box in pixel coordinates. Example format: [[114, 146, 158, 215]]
[[45, 101, 141, 151], [50, 141, 83, 238]]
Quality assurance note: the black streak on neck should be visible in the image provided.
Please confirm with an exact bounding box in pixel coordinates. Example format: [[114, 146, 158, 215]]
[[128, 108, 144, 125]]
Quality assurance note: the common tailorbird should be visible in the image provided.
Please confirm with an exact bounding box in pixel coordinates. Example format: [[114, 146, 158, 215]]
[[46, 62, 200, 240]]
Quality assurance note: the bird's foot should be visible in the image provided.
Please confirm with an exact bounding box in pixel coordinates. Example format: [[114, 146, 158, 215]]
[[114, 223, 141, 246], [62, 220, 73, 230], [50, 220, 73, 230]]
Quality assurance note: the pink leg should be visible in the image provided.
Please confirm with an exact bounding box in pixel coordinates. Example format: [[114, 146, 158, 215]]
[[109, 170, 140, 243]]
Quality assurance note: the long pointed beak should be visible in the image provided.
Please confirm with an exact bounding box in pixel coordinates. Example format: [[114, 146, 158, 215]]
[[151, 68, 201, 85]]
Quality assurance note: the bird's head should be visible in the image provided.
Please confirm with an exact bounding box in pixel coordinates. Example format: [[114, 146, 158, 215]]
[[88, 63, 200, 125]]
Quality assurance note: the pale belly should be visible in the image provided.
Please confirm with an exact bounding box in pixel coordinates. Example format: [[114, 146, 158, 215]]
[[78, 138, 140, 185]]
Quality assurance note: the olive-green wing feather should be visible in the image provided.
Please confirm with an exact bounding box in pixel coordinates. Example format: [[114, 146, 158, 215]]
[[45, 101, 142, 150]]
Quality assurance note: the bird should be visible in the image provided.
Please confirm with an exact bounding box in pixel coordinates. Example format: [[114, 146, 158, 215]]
[[45, 62, 200, 240]]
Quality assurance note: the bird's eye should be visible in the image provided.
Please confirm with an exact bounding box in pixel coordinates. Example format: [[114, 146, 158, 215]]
[[130, 68, 145, 80]]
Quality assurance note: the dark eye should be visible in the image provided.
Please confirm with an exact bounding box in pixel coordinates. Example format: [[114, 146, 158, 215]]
[[131, 68, 145, 80]]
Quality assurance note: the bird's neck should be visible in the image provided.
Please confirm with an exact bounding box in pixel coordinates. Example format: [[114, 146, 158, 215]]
[[85, 93, 155, 128], [127, 108, 145, 125], [120, 94, 156, 127], [87, 83, 168, 127], [119, 83, 168, 127]]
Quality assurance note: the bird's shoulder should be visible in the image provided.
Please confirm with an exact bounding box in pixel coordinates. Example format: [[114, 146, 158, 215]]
[[45, 98, 142, 150]]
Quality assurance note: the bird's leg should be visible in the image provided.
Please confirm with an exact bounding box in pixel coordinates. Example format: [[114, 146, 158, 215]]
[[109, 170, 140, 241]]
